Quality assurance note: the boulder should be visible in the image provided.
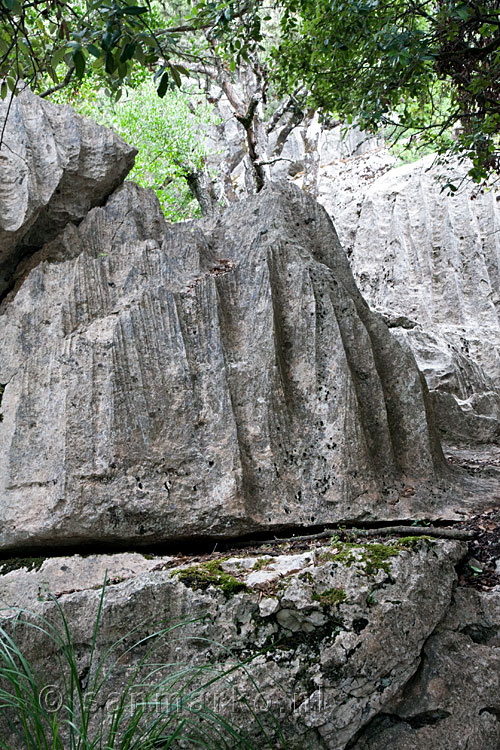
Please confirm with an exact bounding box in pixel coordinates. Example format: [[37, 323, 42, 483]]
[[0, 538, 468, 749], [0, 87, 137, 296], [1, 176, 483, 550]]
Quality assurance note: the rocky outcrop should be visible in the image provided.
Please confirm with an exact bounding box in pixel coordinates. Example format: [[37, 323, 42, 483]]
[[205, 91, 500, 447], [1, 538, 489, 750], [333, 156, 500, 445], [0, 91, 498, 750], [246, 120, 500, 446], [0, 87, 137, 296], [352, 586, 500, 750], [3, 175, 477, 550]]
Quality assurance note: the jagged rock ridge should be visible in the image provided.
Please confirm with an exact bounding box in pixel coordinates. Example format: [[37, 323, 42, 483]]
[[324, 155, 500, 445], [0, 87, 137, 297]]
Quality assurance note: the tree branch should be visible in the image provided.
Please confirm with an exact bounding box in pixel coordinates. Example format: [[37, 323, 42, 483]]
[[39, 65, 75, 98]]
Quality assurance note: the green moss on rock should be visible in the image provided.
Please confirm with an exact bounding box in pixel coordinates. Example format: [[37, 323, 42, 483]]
[[321, 536, 436, 576], [173, 560, 247, 597], [324, 541, 402, 575], [397, 535, 434, 548], [313, 587, 347, 608], [252, 557, 271, 571]]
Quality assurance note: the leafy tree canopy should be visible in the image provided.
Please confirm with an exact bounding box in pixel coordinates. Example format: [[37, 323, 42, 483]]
[[0, 0, 499, 182], [0, 0, 207, 98], [272, 0, 500, 182]]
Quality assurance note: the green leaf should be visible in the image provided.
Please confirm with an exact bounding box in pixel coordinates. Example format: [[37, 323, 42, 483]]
[[120, 41, 137, 62], [87, 44, 101, 58], [105, 50, 116, 74], [0, 81, 8, 99], [121, 5, 147, 15], [117, 62, 128, 79], [47, 66, 59, 84], [154, 64, 165, 82], [73, 49, 86, 79], [174, 64, 190, 77], [468, 561, 483, 573], [51, 46, 68, 68], [157, 70, 169, 97], [169, 64, 182, 87]]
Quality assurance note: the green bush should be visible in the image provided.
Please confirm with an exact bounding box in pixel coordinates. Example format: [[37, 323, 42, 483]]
[[56, 78, 220, 222]]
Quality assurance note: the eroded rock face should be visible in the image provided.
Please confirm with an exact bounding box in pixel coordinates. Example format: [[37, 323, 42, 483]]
[[352, 587, 500, 750], [1, 176, 476, 550], [342, 157, 500, 444], [0, 87, 137, 296], [0, 539, 469, 749]]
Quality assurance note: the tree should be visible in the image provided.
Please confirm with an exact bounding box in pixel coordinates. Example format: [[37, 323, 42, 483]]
[[0, 0, 204, 99], [272, 0, 500, 182], [1, 0, 498, 183]]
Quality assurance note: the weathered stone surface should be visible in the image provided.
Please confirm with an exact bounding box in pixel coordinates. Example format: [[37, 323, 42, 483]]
[[341, 156, 500, 444], [0, 87, 137, 296], [0, 539, 466, 749], [2, 177, 487, 550], [205, 93, 500, 445], [293, 143, 396, 256], [352, 587, 500, 750]]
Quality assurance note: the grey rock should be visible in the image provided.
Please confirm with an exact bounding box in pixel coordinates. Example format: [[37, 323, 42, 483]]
[[312, 146, 397, 258], [0, 552, 171, 611], [2, 179, 488, 550], [390, 326, 500, 444], [0, 539, 466, 749], [343, 156, 500, 444], [352, 587, 500, 750], [0, 87, 136, 296]]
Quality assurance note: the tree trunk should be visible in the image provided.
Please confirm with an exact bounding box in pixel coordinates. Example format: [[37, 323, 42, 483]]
[[185, 169, 219, 216]]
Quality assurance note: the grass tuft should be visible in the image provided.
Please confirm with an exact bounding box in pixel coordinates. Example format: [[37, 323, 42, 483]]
[[0, 575, 285, 749]]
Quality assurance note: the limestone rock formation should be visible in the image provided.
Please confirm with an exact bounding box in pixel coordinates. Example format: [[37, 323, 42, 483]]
[[329, 156, 500, 445], [0, 90, 499, 750], [352, 586, 500, 750], [0, 87, 137, 296], [3, 170, 482, 550], [2, 539, 491, 750]]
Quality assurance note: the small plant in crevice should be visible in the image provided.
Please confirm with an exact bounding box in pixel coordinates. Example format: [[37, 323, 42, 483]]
[[0, 576, 286, 749], [0, 557, 46, 576]]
